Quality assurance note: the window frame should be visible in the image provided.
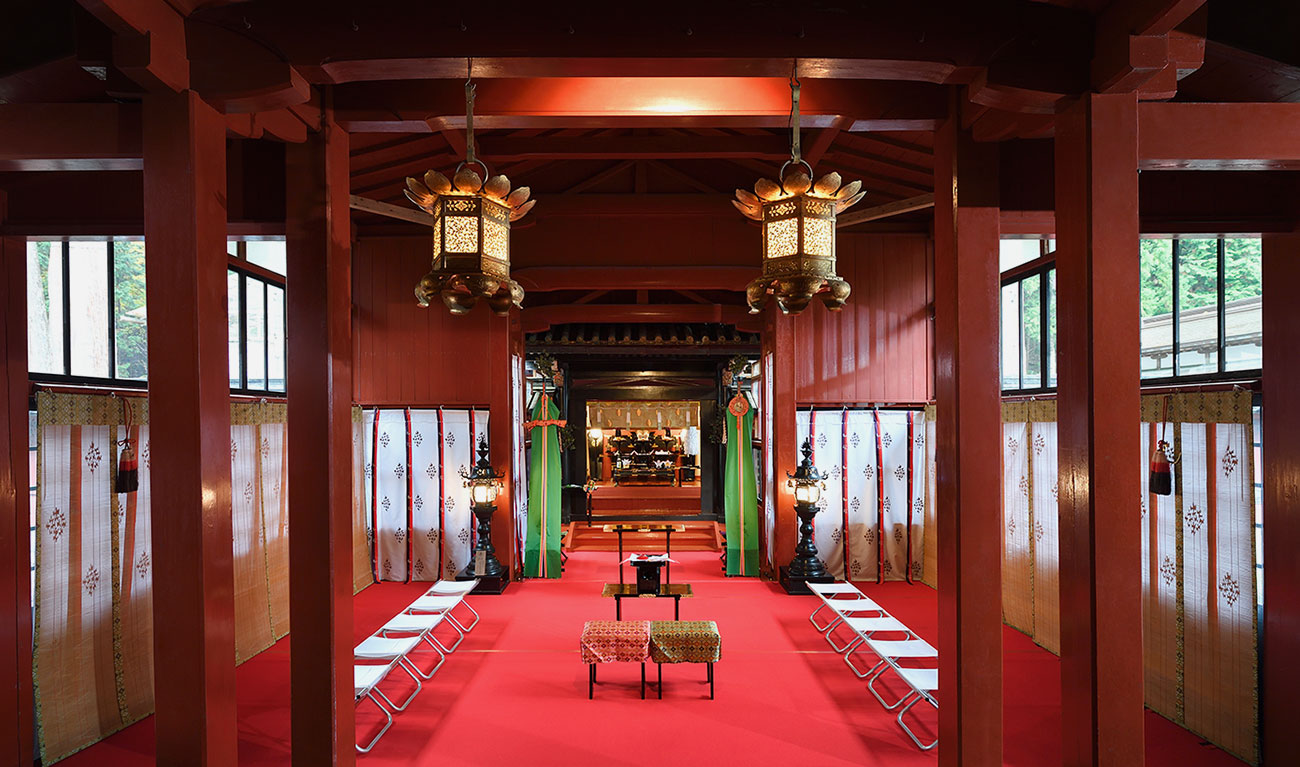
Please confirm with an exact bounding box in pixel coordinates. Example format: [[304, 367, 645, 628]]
[[999, 235, 1262, 394], [1000, 261, 1055, 395], [227, 260, 287, 397], [27, 239, 148, 390], [1141, 236, 1261, 386], [26, 237, 288, 396]]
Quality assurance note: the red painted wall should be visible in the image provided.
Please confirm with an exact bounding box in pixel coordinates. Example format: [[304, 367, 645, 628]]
[[793, 232, 933, 404], [352, 236, 514, 405]]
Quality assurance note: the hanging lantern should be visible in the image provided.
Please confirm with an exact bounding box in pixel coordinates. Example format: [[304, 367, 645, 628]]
[[734, 65, 865, 314], [405, 63, 535, 315]]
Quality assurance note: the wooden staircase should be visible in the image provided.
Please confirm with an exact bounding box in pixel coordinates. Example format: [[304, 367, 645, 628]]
[[564, 520, 722, 553], [588, 484, 701, 517]]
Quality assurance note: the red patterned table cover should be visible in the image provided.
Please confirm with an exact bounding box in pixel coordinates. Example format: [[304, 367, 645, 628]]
[[580, 620, 651, 664], [649, 620, 722, 664]]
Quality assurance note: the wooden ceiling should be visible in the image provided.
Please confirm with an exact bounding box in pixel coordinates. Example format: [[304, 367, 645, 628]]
[[3, 0, 1300, 236], [347, 126, 936, 228]]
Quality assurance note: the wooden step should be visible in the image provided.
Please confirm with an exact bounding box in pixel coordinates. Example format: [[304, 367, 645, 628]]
[[565, 521, 722, 553]]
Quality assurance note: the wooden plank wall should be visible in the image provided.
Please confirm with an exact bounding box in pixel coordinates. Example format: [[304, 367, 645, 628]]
[[355, 231, 934, 407], [793, 233, 933, 404], [352, 236, 510, 405]]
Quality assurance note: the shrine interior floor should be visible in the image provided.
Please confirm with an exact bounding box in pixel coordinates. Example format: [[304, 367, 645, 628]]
[[62, 551, 1247, 767]]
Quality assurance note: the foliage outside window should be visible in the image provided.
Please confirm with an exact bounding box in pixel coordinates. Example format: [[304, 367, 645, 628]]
[[1140, 237, 1261, 380], [27, 238, 287, 395], [1001, 236, 1260, 392], [1001, 265, 1055, 392], [27, 240, 148, 384]]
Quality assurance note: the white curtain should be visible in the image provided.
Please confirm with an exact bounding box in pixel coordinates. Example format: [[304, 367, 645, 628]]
[[796, 408, 927, 583], [364, 407, 488, 582], [34, 393, 370, 764], [1002, 419, 1032, 634], [999, 392, 1258, 764]]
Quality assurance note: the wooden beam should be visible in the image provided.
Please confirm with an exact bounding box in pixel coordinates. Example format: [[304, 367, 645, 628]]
[[1139, 102, 1300, 169], [829, 138, 934, 177], [78, 0, 189, 92], [142, 88, 237, 765], [351, 153, 458, 196], [520, 304, 750, 332], [846, 131, 934, 157], [514, 265, 752, 292], [645, 160, 720, 194], [287, 107, 356, 766], [482, 135, 791, 161], [0, 103, 142, 170], [334, 78, 948, 132], [1054, 92, 1144, 767], [571, 290, 610, 305], [933, 99, 1002, 767], [1262, 233, 1300, 767], [348, 195, 434, 226], [563, 160, 636, 194], [836, 193, 935, 228], [803, 115, 853, 167]]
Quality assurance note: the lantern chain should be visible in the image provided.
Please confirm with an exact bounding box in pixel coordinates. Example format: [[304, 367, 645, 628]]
[[789, 59, 801, 165], [465, 57, 476, 166]]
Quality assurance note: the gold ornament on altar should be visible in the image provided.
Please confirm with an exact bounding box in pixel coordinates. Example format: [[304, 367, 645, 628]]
[[405, 61, 535, 316], [733, 64, 865, 314]]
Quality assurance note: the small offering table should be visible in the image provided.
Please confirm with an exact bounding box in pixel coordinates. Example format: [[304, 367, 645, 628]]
[[601, 583, 693, 621]]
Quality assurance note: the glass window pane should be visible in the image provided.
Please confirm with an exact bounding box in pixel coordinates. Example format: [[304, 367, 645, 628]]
[[1046, 238, 1057, 255], [26, 241, 65, 374], [1001, 283, 1021, 389], [112, 240, 148, 380], [267, 284, 285, 392], [1177, 238, 1219, 375], [999, 239, 1041, 272], [246, 240, 287, 275], [226, 240, 239, 257], [228, 270, 242, 388], [1140, 239, 1174, 379], [1047, 269, 1057, 388], [1021, 276, 1041, 387], [68, 241, 111, 378], [245, 276, 266, 391], [1223, 237, 1262, 372]]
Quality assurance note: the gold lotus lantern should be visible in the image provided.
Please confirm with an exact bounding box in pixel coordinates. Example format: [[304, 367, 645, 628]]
[[405, 68, 535, 315], [733, 68, 865, 314]]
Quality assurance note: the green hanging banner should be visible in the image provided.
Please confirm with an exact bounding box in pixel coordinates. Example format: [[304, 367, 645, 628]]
[[524, 394, 563, 578], [723, 394, 759, 576]]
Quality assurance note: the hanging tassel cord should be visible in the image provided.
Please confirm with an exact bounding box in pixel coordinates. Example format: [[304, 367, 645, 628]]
[[1157, 394, 1177, 462], [118, 397, 135, 451]]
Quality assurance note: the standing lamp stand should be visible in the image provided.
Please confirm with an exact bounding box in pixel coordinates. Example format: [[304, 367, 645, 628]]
[[457, 436, 510, 594], [780, 438, 835, 595]]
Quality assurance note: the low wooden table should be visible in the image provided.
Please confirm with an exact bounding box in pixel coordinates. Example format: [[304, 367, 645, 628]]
[[602, 583, 693, 620]]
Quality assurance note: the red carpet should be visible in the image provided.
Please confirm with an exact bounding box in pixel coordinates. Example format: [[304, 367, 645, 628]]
[[63, 551, 1247, 766]]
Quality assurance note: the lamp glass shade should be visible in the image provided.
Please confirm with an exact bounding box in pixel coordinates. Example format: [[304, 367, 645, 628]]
[[471, 480, 498, 506], [588, 428, 604, 442], [793, 481, 821, 506]]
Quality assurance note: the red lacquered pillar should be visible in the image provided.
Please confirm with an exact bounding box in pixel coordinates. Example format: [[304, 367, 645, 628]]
[[1261, 234, 1300, 766], [286, 104, 356, 765], [142, 90, 238, 766], [768, 309, 799, 576], [933, 95, 1003, 766], [488, 310, 520, 577], [1054, 93, 1144, 767], [1, 218, 35, 765]]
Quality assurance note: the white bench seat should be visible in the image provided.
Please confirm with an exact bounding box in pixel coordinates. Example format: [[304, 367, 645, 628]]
[[354, 663, 397, 753], [425, 580, 481, 629], [806, 582, 865, 631]]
